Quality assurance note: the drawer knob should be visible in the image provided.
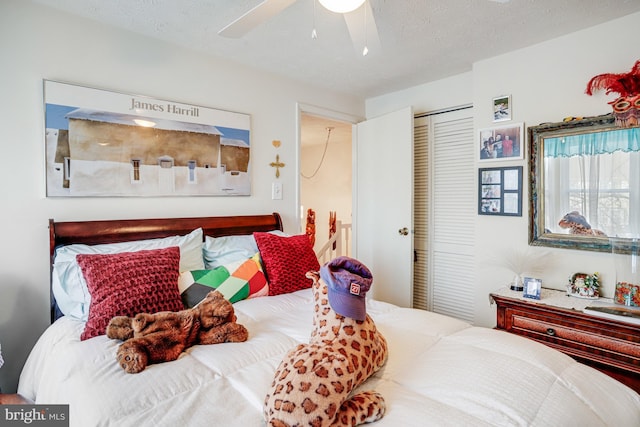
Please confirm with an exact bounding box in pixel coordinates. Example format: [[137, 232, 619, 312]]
[[546, 328, 556, 336]]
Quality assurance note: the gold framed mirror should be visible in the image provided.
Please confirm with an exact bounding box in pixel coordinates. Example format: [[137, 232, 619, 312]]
[[528, 114, 640, 252]]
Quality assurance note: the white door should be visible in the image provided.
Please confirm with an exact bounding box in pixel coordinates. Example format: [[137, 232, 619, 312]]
[[353, 107, 413, 307], [158, 157, 175, 193]]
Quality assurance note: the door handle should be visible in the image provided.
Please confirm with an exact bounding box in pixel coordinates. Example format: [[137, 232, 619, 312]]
[[398, 227, 409, 236]]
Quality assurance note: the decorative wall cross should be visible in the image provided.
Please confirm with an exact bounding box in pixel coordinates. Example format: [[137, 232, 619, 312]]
[[270, 154, 285, 178]]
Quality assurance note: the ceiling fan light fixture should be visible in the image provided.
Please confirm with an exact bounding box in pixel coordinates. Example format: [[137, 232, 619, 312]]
[[318, 0, 365, 14]]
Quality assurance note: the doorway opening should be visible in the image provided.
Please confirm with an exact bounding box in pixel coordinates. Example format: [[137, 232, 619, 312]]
[[299, 111, 353, 259]]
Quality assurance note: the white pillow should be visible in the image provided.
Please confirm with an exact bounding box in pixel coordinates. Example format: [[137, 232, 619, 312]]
[[52, 228, 204, 321], [203, 230, 287, 269]]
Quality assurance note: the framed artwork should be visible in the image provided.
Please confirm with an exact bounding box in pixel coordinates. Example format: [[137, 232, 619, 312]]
[[479, 122, 524, 161], [44, 80, 251, 197], [493, 95, 511, 122], [478, 166, 522, 216], [523, 277, 542, 300]]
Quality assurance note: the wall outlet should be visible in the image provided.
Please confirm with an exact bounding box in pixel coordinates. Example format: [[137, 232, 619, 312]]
[[272, 182, 283, 200]]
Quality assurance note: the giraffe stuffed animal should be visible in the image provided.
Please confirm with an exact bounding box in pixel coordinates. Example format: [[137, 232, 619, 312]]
[[264, 256, 388, 427]]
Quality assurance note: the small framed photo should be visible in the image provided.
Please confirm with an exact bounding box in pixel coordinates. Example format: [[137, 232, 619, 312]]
[[523, 277, 542, 300], [493, 95, 511, 122], [479, 122, 524, 161], [478, 166, 522, 216]]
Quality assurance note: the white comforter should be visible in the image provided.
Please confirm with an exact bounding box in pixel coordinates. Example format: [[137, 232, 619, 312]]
[[19, 289, 640, 427]]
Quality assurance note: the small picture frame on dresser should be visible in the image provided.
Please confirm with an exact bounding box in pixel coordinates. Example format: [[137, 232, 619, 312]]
[[523, 277, 542, 299]]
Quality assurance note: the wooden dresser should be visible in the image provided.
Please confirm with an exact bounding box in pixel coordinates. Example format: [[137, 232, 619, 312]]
[[491, 288, 640, 393]]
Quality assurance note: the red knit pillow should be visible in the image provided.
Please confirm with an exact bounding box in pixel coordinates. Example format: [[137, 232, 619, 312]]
[[77, 246, 183, 341], [254, 232, 320, 296]]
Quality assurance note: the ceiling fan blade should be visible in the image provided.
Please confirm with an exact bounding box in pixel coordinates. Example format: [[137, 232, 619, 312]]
[[218, 0, 298, 38], [343, 1, 380, 55]]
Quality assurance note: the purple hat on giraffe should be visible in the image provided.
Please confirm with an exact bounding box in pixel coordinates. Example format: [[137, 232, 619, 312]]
[[320, 256, 372, 321]]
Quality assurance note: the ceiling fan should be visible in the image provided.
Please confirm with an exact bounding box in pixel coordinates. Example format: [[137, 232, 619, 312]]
[[218, 0, 380, 56], [218, 0, 511, 55]]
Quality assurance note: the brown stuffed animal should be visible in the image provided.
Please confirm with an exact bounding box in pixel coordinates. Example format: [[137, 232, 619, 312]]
[[106, 290, 249, 373]]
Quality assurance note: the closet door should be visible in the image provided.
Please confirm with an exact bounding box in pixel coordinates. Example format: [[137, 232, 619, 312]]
[[413, 116, 429, 310], [414, 108, 475, 322]]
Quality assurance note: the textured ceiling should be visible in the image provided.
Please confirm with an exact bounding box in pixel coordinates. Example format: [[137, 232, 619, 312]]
[[301, 113, 352, 146], [30, 0, 640, 99]]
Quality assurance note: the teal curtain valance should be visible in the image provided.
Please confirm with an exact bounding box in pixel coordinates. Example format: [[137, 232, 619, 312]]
[[544, 127, 640, 158]]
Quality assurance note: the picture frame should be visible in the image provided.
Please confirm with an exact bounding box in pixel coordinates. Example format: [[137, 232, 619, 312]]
[[478, 166, 522, 216], [44, 80, 252, 197], [493, 95, 511, 122], [479, 122, 524, 161], [523, 277, 542, 300]]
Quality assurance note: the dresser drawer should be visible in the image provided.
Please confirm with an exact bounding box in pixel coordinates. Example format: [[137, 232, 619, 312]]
[[492, 291, 640, 393], [511, 313, 640, 365]]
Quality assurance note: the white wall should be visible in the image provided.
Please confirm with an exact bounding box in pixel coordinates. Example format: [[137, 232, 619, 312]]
[[367, 11, 640, 328], [0, 0, 363, 393], [301, 137, 352, 254], [366, 72, 473, 117]]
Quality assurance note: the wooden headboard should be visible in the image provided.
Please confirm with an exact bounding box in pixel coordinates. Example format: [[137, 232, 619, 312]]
[[48, 213, 283, 322]]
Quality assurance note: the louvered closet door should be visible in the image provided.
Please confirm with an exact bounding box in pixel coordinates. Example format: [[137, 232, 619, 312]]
[[413, 107, 475, 323], [413, 116, 429, 310]]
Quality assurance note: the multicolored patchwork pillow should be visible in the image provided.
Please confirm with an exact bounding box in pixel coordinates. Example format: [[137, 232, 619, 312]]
[[179, 252, 268, 308]]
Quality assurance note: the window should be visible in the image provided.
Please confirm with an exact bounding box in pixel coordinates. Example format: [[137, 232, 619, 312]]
[[159, 158, 173, 168], [131, 159, 141, 182], [64, 157, 71, 180], [544, 127, 640, 237], [187, 160, 197, 184]]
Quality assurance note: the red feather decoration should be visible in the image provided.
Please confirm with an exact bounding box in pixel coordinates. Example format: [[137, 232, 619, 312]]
[[585, 60, 640, 98]]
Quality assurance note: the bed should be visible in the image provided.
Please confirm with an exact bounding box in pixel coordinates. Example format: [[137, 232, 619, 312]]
[[18, 213, 640, 426]]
